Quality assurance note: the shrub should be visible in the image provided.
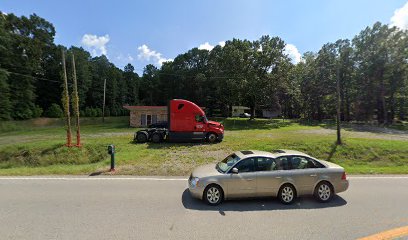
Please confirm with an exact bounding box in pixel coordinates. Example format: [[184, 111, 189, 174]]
[[32, 105, 43, 118], [44, 103, 63, 118]]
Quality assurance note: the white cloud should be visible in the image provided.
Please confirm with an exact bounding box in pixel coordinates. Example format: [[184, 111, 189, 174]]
[[284, 44, 302, 64], [198, 42, 214, 51], [116, 54, 134, 62], [198, 41, 225, 51], [390, 1, 408, 30], [81, 34, 110, 56], [137, 44, 172, 66]]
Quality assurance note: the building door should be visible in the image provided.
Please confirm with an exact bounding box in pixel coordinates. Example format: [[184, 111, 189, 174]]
[[141, 114, 146, 126], [147, 115, 152, 126]]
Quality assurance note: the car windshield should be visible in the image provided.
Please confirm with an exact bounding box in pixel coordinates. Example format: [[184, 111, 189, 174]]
[[216, 154, 241, 173]]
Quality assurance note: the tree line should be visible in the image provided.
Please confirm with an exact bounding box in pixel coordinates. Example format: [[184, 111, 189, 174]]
[[0, 12, 407, 124]]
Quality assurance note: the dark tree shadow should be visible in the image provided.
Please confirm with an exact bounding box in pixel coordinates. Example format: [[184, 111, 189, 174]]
[[326, 142, 338, 162], [145, 141, 213, 149], [223, 119, 294, 131], [89, 170, 109, 176], [40, 144, 66, 154], [304, 121, 408, 135], [181, 189, 347, 213], [130, 140, 215, 149]]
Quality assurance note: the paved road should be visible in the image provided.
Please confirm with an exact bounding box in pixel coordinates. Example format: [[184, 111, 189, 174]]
[[0, 176, 407, 240]]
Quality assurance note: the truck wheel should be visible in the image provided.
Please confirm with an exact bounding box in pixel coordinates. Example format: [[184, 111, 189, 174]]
[[151, 133, 162, 143], [207, 133, 217, 143], [136, 132, 148, 143]]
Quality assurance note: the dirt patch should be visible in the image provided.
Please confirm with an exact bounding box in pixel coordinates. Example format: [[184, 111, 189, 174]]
[[31, 118, 62, 127]]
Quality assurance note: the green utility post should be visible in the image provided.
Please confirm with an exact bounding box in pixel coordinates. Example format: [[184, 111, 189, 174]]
[[108, 144, 115, 172]]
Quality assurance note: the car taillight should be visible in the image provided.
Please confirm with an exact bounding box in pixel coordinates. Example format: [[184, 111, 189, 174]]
[[341, 172, 347, 180]]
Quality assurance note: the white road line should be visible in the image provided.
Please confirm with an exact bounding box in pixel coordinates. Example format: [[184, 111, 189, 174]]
[[0, 176, 406, 181], [0, 177, 187, 181], [350, 176, 408, 179]]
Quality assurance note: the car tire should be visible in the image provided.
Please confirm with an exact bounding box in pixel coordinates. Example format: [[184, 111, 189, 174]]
[[136, 132, 148, 143], [207, 132, 217, 143], [278, 184, 296, 204], [151, 133, 162, 143], [314, 181, 333, 203], [204, 184, 223, 206]]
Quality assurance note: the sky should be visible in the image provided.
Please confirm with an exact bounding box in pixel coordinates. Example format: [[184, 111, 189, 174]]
[[2, 0, 408, 74]]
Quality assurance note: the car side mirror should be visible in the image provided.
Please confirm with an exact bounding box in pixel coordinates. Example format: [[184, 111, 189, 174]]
[[231, 168, 238, 174]]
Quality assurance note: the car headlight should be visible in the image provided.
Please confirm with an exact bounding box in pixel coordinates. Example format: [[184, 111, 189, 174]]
[[190, 177, 200, 188]]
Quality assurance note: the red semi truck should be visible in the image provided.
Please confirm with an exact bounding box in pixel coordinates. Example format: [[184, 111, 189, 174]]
[[134, 99, 224, 143]]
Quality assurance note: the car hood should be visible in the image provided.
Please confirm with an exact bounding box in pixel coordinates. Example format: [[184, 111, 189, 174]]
[[191, 164, 221, 178]]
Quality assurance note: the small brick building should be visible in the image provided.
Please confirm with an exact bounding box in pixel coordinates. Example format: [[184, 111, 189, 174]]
[[123, 106, 168, 127]]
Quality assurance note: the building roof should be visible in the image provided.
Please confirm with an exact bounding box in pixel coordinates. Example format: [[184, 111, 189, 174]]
[[123, 106, 167, 111]]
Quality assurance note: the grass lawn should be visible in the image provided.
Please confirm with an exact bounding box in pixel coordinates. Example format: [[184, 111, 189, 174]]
[[0, 117, 407, 176]]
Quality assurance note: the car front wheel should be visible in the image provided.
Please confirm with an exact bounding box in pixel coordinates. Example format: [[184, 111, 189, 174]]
[[204, 185, 223, 206], [207, 133, 217, 143]]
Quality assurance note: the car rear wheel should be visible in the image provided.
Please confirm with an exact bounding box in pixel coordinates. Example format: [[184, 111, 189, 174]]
[[314, 181, 333, 202], [136, 132, 148, 143], [151, 133, 162, 143], [278, 184, 296, 204], [204, 185, 223, 206], [207, 133, 217, 143]]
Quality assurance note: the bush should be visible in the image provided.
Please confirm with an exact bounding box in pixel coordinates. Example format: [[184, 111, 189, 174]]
[[84, 107, 103, 117], [32, 105, 43, 118], [95, 108, 102, 117], [44, 103, 63, 118]]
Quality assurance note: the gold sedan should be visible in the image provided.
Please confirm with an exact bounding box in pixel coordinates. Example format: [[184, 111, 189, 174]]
[[188, 150, 348, 205]]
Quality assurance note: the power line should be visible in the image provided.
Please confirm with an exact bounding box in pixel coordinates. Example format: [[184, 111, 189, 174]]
[[0, 67, 62, 84], [1, 66, 250, 85]]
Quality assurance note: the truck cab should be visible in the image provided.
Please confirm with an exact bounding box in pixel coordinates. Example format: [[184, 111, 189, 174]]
[[135, 99, 224, 143]]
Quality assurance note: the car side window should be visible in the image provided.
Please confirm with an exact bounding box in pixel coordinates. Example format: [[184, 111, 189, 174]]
[[234, 158, 255, 173], [308, 158, 326, 168], [290, 156, 321, 169], [275, 157, 290, 170], [256, 157, 277, 171]]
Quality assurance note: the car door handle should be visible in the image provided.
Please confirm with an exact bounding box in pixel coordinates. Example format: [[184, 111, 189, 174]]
[[310, 174, 317, 177]]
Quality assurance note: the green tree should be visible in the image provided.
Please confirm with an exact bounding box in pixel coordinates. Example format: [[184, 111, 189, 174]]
[[0, 70, 11, 120]]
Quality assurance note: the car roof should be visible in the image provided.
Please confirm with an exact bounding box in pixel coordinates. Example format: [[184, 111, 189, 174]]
[[234, 149, 311, 159], [272, 149, 311, 158]]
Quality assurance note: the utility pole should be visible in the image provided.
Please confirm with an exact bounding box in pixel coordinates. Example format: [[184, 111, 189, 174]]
[[336, 64, 342, 145], [61, 49, 72, 147], [71, 53, 81, 147], [102, 78, 106, 123]]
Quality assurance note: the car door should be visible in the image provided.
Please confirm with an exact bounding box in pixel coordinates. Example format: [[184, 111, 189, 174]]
[[227, 158, 257, 198], [288, 155, 321, 195], [255, 157, 286, 197]]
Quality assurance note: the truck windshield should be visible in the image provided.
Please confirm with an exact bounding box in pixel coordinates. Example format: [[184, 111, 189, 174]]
[[216, 154, 241, 173]]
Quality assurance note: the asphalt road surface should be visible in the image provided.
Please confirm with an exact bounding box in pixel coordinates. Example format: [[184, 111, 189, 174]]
[[0, 176, 407, 240]]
